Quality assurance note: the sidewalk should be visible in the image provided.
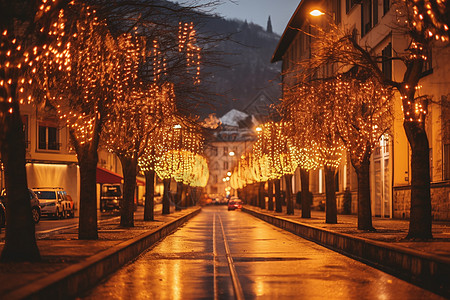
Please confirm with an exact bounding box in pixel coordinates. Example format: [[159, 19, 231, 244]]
[[0, 206, 201, 299], [248, 206, 450, 257], [243, 205, 450, 297]]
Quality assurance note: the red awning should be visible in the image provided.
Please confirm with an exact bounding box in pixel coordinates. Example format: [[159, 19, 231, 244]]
[[97, 167, 145, 186], [136, 176, 145, 186], [96, 167, 123, 184]]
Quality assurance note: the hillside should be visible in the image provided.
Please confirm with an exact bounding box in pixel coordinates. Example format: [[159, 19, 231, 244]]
[[197, 15, 281, 118]]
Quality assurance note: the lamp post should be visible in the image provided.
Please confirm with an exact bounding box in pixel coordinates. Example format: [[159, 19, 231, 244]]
[[228, 151, 237, 196], [309, 9, 335, 21]]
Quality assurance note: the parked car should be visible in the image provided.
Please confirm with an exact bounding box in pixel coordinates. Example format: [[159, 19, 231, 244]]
[[227, 198, 243, 211], [0, 188, 41, 224], [29, 189, 42, 223], [100, 184, 122, 211], [65, 194, 75, 218], [32, 187, 72, 219]]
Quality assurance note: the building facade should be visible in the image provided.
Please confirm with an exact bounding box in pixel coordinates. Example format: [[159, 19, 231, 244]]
[[272, 0, 450, 220], [0, 103, 141, 215]]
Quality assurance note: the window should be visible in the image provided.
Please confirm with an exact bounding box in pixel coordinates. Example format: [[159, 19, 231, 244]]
[[38, 122, 59, 150], [383, 0, 390, 15], [211, 147, 218, 156], [346, 0, 359, 13], [22, 115, 29, 149], [430, 148, 433, 181], [213, 175, 218, 184], [335, 170, 340, 192], [382, 43, 392, 81], [422, 46, 433, 76], [213, 162, 219, 170], [333, 0, 342, 24], [223, 161, 228, 170], [444, 144, 450, 180], [223, 147, 228, 156], [319, 169, 324, 194], [361, 0, 372, 36], [373, 0, 378, 26]]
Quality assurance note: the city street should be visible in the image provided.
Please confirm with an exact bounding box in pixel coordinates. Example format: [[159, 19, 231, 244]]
[[81, 206, 444, 300]]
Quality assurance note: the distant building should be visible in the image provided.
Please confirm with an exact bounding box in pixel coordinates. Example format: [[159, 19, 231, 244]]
[[0, 103, 142, 215], [267, 16, 273, 34], [204, 109, 259, 197]]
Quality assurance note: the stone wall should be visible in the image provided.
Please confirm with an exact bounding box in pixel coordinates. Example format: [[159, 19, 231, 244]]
[[394, 182, 450, 221]]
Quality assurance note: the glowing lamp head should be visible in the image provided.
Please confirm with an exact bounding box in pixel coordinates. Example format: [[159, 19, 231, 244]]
[[310, 9, 325, 16], [227, 171, 232, 176], [174, 124, 182, 129], [255, 127, 262, 132], [229, 151, 235, 157]]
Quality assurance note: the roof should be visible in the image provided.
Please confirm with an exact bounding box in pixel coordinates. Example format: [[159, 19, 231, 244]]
[[271, 0, 323, 63]]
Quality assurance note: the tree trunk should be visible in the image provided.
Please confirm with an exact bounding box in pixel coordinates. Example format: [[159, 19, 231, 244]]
[[267, 179, 274, 211], [77, 143, 99, 240], [258, 181, 265, 209], [400, 60, 432, 239], [274, 178, 282, 212], [118, 155, 137, 227], [175, 181, 183, 211], [162, 178, 171, 214], [324, 166, 337, 224], [250, 183, 257, 206], [243, 186, 248, 204], [185, 185, 191, 207], [300, 168, 311, 218], [354, 155, 375, 231], [404, 121, 432, 239], [143, 170, 155, 221], [0, 101, 40, 262], [285, 174, 294, 215]]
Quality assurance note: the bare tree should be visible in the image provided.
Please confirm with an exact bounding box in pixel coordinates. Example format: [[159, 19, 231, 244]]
[[283, 83, 344, 224], [39, 3, 118, 239], [289, 0, 449, 237], [0, 0, 71, 261], [335, 73, 393, 230]]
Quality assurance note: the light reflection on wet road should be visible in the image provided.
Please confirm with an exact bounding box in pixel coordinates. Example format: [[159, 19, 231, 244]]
[[81, 206, 444, 299]]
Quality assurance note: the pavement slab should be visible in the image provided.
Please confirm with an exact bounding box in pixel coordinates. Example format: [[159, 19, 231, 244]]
[[0, 207, 199, 298]]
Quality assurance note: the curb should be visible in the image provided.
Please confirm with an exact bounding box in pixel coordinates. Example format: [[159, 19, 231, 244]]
[[243, 207, 450, 298], [4, 207, 201, 300]]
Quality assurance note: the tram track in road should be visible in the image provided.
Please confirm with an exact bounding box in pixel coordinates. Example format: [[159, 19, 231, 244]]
[[215, 212, 245, 300]]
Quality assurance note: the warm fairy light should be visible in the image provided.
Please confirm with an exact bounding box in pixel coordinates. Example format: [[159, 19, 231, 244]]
[[139, 115, 209, 187], [0, 0, 58, 117], [178, 22, 201, 84], [230, 121, 300, 189], [399, 0, 450, 43]]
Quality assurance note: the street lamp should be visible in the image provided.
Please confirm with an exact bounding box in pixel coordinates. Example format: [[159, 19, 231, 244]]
[[310, 9, 325, 17], [309, 9, 335, 21]]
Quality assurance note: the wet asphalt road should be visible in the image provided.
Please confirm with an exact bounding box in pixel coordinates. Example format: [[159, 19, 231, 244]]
[[81, 206, 444, 299]]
